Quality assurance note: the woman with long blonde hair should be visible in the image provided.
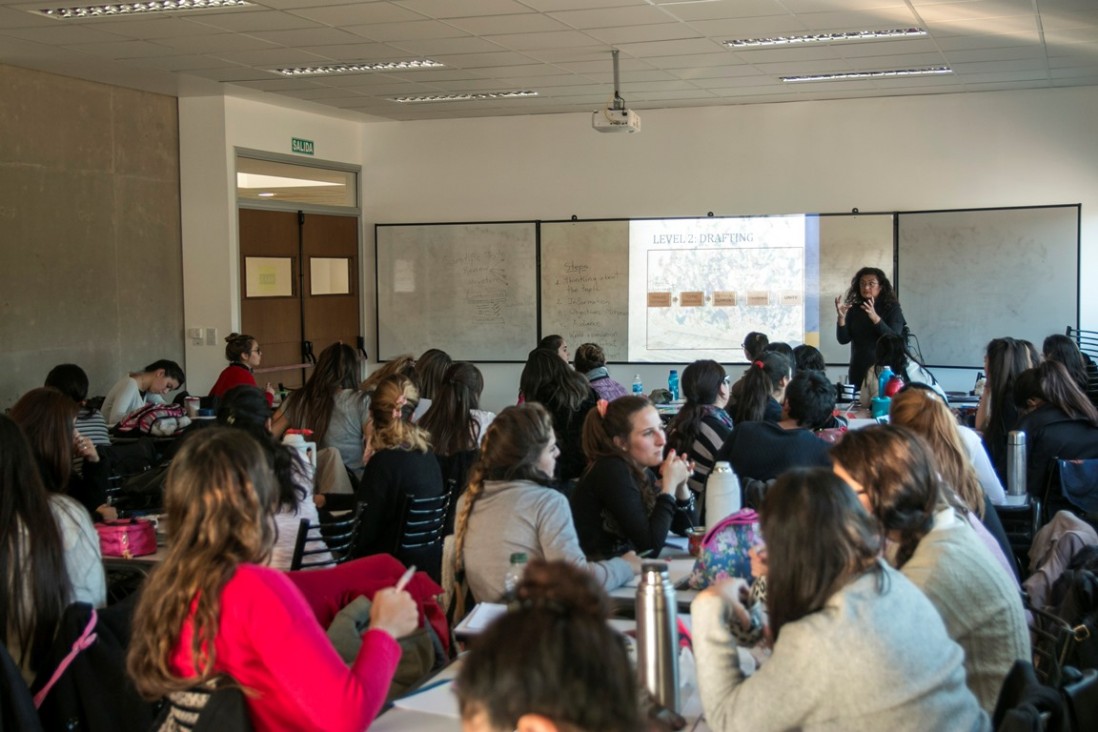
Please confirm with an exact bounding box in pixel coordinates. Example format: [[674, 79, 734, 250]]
[[126, 427, 417, 731], [889, 387, 1018, 581], [356, 375, 444, 566], [453, 404, 638, 603]]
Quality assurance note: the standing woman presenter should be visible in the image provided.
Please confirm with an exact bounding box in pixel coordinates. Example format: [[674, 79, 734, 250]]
[[835, 267, 906, 394]]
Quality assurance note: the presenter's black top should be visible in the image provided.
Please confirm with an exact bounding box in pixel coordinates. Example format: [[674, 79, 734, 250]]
[[836, 300, 906, 392]]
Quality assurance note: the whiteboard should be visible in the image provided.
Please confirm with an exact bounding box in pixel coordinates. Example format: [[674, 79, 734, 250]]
[[540, 221, 629, 362], [816, 214, 895, 366], [376, 223, 537, 361], [898, 206, 1079, 367]]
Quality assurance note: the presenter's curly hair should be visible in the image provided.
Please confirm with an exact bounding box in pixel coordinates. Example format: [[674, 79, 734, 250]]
[[455, 560, 641, 732], [843, 267, 897, 307], [127, 428, 277, 699]]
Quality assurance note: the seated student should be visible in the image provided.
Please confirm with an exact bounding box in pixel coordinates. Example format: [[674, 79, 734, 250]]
[[101, 358, 185, 427], [217, 386, 331, 571], [728, 331, 769, 409], [360, 354, 417, 396], [126, 427, 419, 731], [538, 334, 570, 363], [574, 342, 629, 402], [691, 469, 988, 731], [208, 333, 274, 406], [45, 363, 110, 448], [889, 387, 1016, 581], [831, 426, 1030, 713], [273, 342, 369, 478], [1043, 333, 1095, 403], [453, 404, 638, 603], [520, 347, 598, 485], [715, 370, 833, 484], [410, 348, 453, 421], [732, 351, 791, 425], [860, 333, 946, 403], [976, 337, 1039, 483], [792, 344, 826, 373], [418, 362, 495, 532], [11, 388, 115, 522], [571, 396, 693, 559], [355, 375, 444, 561], [1013, 361, 1098, 500], [1, 414, 106, 686], [455, 560, 642, 732], [664, 359, 733, 514]]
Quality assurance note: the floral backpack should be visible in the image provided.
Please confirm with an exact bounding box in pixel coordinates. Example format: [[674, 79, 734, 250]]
[[687, 508, 760, 590]]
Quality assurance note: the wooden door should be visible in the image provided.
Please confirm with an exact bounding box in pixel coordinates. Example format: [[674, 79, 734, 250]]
[[302, 214, 363, 365], [239, 209, 363, 390]]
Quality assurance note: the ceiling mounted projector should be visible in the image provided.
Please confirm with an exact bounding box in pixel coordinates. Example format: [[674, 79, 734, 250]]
[[593, 49, 641, 134]]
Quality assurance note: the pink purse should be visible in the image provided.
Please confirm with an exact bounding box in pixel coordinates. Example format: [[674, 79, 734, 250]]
[[96, 518, 157, 558]]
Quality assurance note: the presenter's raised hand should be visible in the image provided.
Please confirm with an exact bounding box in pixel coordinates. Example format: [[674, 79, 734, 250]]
[[860, 295, 881, 324], [834, 295, 851, 320]]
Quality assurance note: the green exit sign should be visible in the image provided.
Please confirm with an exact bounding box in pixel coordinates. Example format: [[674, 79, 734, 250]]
[[291, 137, 314, 155]]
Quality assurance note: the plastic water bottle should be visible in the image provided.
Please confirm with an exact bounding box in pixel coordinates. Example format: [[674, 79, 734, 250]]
[[503, 552, 528, 598], [636, 561, 681, 713], [974, 372, 987, 397], [705, 461, 742, 526], [668, 369, 680, 401], [878, 365, 894, 399], [632, 374, 644, 396]]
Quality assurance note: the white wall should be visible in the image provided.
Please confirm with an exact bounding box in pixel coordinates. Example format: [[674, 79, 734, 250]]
[[179, 96, 364, 393], [181, 85, 1098, 413], [359, 85, 1098, 413]]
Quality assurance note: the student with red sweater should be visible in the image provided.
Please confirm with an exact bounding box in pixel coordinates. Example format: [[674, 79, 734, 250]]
[[127, 427, 418, 731], [209, 332, 275, 405]]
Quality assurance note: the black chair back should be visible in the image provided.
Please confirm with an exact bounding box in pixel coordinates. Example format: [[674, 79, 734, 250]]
[[394, 492, 450, 583], [290, 502, 364, 571]]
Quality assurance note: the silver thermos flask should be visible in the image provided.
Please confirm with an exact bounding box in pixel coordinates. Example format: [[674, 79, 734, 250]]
[[636, 561, 680, 713], [1007, 430, 1026, 498]]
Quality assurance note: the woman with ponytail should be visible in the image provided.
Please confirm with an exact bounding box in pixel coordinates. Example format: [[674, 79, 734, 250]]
[[571, 396, 694, 559], [830, 426, 1028, 713], [733, 351, 791, 425], [355, 374, 444, 558], [455, 560, 642, 732], [453, 404, 638, 603]]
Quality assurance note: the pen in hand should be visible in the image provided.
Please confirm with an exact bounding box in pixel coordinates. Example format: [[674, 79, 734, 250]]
[[395, 565, 416, 592]]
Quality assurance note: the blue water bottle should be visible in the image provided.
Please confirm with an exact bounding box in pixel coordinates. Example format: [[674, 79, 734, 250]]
[[878, 365, 894, 398], [632, 374, 644, 396], [668, 369, 680, 401]]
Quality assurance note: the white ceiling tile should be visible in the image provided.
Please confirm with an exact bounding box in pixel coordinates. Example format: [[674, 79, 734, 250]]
[[730, 45, 844, 63], [926, 16, 1039, 40], [546, 5, 669, 30], [781, 0, 911, 11], [585, 22, 702, 45], [393, 0, 537, 19], [0, 24, 128, 44], [1044, 26, 1098, 45], [185, 66, 266, 82], [1039, 10, 1098, 30], [659, 0, 790, 23], [616, 37, 724, 57], [444, 12, 571, 35], [687, 17, 808, 38], [72, 18, 216, 39], [345, 20, 469, 42], [934, 33, 1040, 50], [184, 10, 325, 33], [845, 52, 948, 68], [485, 29, 602, 51], [669, 64, 763, 81], [246, 27, 369, 47], [388, 35, 509, 55], [429, 50, 542, 68], [796, 8, 923, 31], [643, 51, 741, 69], [915, 0, 1035, 23], [211, 47, 333, 65], [288, 3, 424, 26], [942, 44, 1047, 63], [62, 39, 178, 59], [141, 54, 247, 71], [0, 6, 58, 29], [293, 42, 415, 60], [518, 0, 639, 10], [231, 77, 325, 90], [157, 33, 277, 53]]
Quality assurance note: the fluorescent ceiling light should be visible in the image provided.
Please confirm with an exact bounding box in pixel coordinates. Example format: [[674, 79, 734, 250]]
[[272, 60, 444, 77], [39, 0, 250, 19], [726, 28, 927, 48], [391, 90, 538, 103], [782, 67, 952, 83], [236, 173, 339, 189]]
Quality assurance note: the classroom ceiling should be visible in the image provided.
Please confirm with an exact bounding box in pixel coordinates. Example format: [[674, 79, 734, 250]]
[[1, 0, 1096, 122]]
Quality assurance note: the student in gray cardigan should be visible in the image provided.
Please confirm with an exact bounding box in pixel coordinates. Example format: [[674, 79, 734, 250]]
[[453, 404, 638, 603], [692, 470, 988, 732]]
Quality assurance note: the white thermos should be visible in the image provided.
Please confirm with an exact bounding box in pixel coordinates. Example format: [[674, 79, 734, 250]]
[[636, 561, 680, 713], [705, 461, 742, 526]]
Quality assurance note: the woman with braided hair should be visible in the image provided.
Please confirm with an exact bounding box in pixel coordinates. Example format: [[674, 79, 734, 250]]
[[453, 403, 638, 603]]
